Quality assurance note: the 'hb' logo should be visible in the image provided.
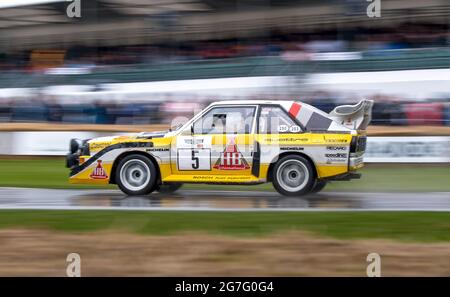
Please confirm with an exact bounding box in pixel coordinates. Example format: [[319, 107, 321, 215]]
[[66, 0, 81, 18]]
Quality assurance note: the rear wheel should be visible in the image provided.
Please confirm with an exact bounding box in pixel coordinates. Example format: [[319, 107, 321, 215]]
[[156, 183, 183, 194], [311, 180, 327, 193], [116, 154, 157, 195], [272, 155, 315, 196]]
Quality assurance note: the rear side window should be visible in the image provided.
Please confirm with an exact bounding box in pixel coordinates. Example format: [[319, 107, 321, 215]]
[[259, 106, 302, 134]]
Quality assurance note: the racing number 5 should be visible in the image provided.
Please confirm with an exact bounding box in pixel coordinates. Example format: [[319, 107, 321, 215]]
[[176, 147, 211, 171], [191, 150, 199, 169]]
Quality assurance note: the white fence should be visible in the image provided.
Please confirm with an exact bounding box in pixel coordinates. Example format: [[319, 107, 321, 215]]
[[0, 132, 449, 163], [364, 136, 450, 163], [0, 132, 114, 156]]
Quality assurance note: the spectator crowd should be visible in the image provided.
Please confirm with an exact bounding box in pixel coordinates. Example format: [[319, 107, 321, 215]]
[[1, 23, 449, 71], [0, 93, 449, 126], [0, 22, 449, 126]]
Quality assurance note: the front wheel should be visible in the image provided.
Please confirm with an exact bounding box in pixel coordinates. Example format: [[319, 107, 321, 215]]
[[272, 155, 315, 196], [116, 154, 157, 195]]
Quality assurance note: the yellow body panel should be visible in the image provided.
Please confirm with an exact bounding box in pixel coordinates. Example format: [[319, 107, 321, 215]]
[[316, 165, 349, 178], [69, 163, 113, 185], [163, 174, 260, 183], [256, 133, 352, 146]]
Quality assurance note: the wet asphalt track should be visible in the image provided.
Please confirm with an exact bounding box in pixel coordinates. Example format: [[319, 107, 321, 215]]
[[0, 188, 449, 211]]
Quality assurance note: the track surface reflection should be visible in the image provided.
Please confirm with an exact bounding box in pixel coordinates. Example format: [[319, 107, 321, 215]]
[[0, 188, 449, 211]]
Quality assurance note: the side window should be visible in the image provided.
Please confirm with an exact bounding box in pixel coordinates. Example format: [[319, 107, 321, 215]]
[[193, 106, 256, 135], [259, 106, 302, 134]]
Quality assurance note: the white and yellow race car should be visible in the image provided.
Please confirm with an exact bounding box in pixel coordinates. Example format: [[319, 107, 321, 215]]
[[66, 100, 373, 196]]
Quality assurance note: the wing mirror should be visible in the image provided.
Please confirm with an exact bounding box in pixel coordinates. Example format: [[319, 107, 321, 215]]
[[191, 124, 194, 135]]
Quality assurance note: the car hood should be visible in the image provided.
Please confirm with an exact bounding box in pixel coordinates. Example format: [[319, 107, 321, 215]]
[[87, 130, 170, 153]]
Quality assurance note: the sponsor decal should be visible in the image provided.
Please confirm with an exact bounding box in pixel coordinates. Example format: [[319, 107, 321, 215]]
[[278, 125, 289, 133], [192, 175, 252, 181], [280, 147, 304, 151], [277, 125, 301, 133], [192, 175, 253, 183], [184, 138, 204, 146], [289, 126, 301, 133], [192, 175, 214, 180], [177, 136, 212, 149], [263, 137, 309, 143], [213, 138, 250, 170], [326, 146, 347, 151], [325, 138, 348, 143], [326, 158, 347, 164], [176, 136, 213, 171], [146, 148, 169, 152], [90, 142, 111, 151], [90, 160, 108, 179], [325, 153, 347, 158]]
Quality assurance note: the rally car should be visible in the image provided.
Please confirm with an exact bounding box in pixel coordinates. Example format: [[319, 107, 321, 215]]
[[66, 100, 373, 196]]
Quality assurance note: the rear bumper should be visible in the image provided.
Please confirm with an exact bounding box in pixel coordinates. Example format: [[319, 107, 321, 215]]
[[325, 171, 361, 181], [349, 153, 364, 171], [321, 152, 364, 181]]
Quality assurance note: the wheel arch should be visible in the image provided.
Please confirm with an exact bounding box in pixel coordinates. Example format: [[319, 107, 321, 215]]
[[109, 150, 161, 184], [266, 151, 317, 182]]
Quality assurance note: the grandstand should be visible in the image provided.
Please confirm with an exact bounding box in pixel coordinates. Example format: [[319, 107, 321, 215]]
[[0, 0, 449, 126], [0, 0, 449, 50]]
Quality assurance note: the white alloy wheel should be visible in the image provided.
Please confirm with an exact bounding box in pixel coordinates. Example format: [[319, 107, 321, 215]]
[[276, 159, 309, 192], [272, 155, 315, 196], [119, 159, 151, 192]]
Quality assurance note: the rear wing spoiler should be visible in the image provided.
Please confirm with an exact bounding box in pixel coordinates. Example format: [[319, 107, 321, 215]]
[[328, 99, 374, 130]]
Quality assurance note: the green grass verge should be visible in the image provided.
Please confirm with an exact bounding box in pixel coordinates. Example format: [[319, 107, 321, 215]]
[[0, 159, 449, 192], [0, 210, 449, 243], [0, 159, 115, 189]]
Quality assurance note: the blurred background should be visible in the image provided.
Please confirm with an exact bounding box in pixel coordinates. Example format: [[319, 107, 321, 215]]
[[0, 0, 449, 126], [1, 0, 450, 277]]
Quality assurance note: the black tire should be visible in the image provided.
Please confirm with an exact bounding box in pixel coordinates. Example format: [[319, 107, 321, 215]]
[[272, 155, 315, 196], [156, 183, 183, 194], [311, 180, 327, 194], [116, 154, 157, 195]]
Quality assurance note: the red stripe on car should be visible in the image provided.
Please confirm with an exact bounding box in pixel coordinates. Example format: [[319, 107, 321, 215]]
[[289, 102, 301, 117]]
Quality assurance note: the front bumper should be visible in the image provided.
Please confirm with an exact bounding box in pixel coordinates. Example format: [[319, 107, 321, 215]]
[[66, 138, 90, 169], [66, 153, 79, 168]]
